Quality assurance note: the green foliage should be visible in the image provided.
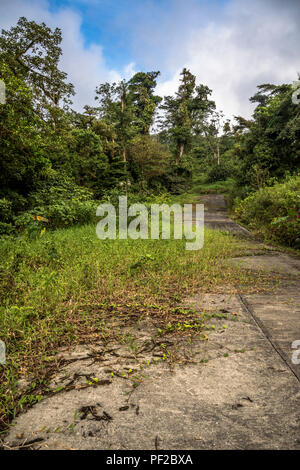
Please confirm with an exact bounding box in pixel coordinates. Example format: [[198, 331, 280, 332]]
[[231, 83, 300, 186], [14, 173, 97, 231], [161, 68, 215, 165], [63, 128, 109, 197], [0, 222, 17, 236], [0, 199, 16, 236], [206, 161, 234, 183], [0, 16, 74, 115], [234, 174, 300, 246], [93, 72, 163, 187], [192, 178, 236, 195], [128, 135, 171, 184], [0, 62, 51, 197], [128, 71, 162, 135], [0, 198, 13, 222]]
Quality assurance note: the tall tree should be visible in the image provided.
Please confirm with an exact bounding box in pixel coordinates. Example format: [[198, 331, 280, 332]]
[[0, 17, 74, 126], [231, 81, 300, 186], [95, 80, 136, 164], [201, 110, 224, 165], [64, 129, 109, 197], [128, 71, 162, 135], [0, 62, 50, 198], [161, 68, 215, 164]]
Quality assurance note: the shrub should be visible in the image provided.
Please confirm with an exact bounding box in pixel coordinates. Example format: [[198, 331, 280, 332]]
[[0, 198, 13, 222], [206, 161, 233, 183], [234, 173, 300, 246], [14, 173, 98, 231], [128, 135, 171, 183], [0, 222, 17, 236]]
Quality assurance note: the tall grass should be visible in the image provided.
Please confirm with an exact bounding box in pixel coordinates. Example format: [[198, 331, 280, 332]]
[[233, 173, 300, 247], [0, 222, 270, 430]]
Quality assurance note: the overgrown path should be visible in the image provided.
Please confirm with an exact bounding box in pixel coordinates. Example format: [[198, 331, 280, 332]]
[[199, 193, 300, 381], [3, 195, 300, 450]]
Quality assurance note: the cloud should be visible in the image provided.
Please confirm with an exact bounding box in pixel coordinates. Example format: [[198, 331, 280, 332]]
[[52, 9, 123, 110], [1, 0, 299, 119], [129, 0, 300, 119], [185, 0, 300, 119], [0, 0, 133, 110]]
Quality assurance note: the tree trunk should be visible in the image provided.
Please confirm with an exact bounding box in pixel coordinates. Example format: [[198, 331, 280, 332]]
[[111, 137, 115, 158], [216, 142, 220, 165], [176, 143, 184, 164]]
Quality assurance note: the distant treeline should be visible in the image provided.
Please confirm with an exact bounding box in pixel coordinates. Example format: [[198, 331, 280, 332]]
[[0, 17, 299, 234]]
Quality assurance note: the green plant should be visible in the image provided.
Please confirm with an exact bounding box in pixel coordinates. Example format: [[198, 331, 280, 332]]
[[206, 161, 234, 183], [234, 173, 300, 246]]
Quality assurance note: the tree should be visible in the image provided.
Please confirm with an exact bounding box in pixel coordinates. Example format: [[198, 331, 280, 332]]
[[0, 61, 50, 200], [65, 129, 109, 197], [95, 80, 136, 164], [93, 72, 163, 188], [161, 68, 215, 164], [230, 81, 300, 187], [0, 17, 74, 126], [200, 110, 225, 165], [128, 135, 170, 184], [128, 71, 162, 135]]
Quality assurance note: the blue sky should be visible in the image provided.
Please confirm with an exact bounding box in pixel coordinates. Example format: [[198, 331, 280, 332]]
[[1, 0, 299, 117], [48, 0, 135, 69], [47, 0, 230, 71]]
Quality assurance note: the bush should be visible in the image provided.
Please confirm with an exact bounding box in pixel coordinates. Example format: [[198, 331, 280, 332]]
[[0, 222, 17, 236], [206, 161, 233, 183], [0, 198, 13, 222], [13, 173, 98, 232], [234, 174, 300, 246], [128, 135, 171, 188]]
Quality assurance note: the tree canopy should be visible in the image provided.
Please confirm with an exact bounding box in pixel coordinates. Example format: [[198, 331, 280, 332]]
[[0, 17, 299, 234]]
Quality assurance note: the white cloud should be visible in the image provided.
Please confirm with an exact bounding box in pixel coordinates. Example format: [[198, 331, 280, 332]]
[[123, 62, 137, 80], [0, 0, 133, 110], [144, 0, 300, 120], [1, 0, 299, 119], [53, 9, 123, 110]]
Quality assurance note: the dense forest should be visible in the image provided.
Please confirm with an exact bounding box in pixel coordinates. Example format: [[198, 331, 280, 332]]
[[0, 17, 299, 244], [0, 15, 300, 435]]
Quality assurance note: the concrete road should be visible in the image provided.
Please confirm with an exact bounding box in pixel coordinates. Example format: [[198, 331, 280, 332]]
[[3, 194, 299, 450]]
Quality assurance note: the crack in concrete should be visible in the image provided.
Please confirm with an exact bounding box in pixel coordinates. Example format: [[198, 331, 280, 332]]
[[238, 294, 300, 382], [3, 193, 299, 450]]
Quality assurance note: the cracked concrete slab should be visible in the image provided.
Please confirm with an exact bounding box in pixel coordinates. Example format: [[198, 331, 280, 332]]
[[241, 285, 300, 380], [4, 292, 300, 450], [3, 194, 299, 450], [199, 194, 251, 236], [230, 253, 300, 276]]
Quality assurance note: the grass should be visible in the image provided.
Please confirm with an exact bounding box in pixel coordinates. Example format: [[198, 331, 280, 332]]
[[0, 217, 278, 432], [195, 179, 235, 195], [192, 174, 235, 194], [171, 177, 236, 205], [232, 173, 300, 249]]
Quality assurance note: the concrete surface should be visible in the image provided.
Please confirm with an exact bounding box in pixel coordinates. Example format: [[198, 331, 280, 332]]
[[199, 194, 251, 236], [2, 194, 300, 450]]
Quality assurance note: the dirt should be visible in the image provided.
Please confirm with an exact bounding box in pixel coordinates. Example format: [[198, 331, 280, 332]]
[[2, 194, 299, 450]]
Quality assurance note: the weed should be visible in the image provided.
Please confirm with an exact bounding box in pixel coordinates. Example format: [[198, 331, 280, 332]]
[[0, 221, 276, 430]]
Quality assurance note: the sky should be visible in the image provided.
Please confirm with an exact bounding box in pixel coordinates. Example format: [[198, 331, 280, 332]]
[[0, 0, 299, 120]]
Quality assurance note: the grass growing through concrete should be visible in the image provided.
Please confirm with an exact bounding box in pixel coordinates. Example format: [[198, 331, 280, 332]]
[[0, 223, 276, 431], [171, 178, 236, 205]]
